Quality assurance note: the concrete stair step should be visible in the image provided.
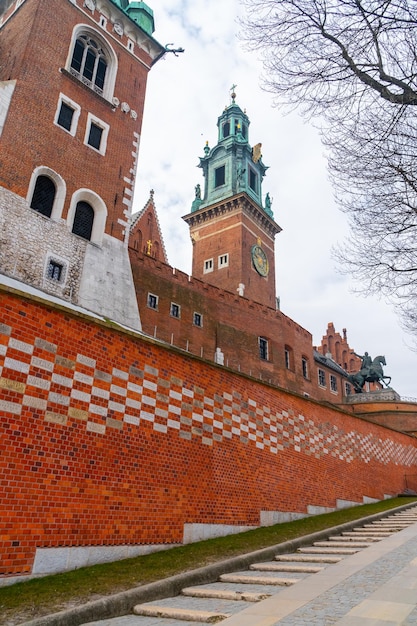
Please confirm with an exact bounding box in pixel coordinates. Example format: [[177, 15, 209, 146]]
[[340, 533, 384, 541], [329, 535, 379, 542], [313, 540, 371, 548], [345, 530, 392, 536], [250, 562, 323, 573], [181, 587, 270, 602], [219, 573, 299, 586], [133, 604, 229, 623], [299, 546, 360, 555], [275, 554, 342, 563]]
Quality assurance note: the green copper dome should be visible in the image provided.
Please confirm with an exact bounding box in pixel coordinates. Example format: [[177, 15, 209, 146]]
[[192, 89, 272, 216]]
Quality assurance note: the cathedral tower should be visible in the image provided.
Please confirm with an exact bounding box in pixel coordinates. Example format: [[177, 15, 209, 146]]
[[0, 0, 164, 328], [183, 89, 281, 308]]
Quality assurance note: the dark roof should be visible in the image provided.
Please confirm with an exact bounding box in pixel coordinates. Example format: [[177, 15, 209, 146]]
[[313, 349, 348, 377]]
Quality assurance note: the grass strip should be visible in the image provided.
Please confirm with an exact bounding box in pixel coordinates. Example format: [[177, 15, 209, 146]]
[[1, 497, 416, 625]]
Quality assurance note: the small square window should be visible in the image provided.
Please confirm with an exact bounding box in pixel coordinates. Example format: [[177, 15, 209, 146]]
[[204, 258, 213, 273], [215, 165, 225, 188], [259, 337, 268, 361], [170, 302, 180, 318], [55, 95, 80, 136], [193, 312, 203, 327], [47, 260, 64, 282], [57, 102, 75, 132], [147, 293, 158, 310], [88, 123, 103, 150], [84, 113, 109, 155], [318, 368, 326, 387], [218, 253, 229, 268], [330, 375, 338, 393]]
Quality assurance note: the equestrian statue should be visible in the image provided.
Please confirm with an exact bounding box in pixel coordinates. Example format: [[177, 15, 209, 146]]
[[347, 352, 392, 394]]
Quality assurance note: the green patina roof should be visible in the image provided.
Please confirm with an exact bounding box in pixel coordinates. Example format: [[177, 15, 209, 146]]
[[109, 0, 155, 36], [191, 90, 273, 218]]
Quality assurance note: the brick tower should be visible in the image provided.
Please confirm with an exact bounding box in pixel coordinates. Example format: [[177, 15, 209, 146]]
[[0, 0, 164, 329], [182, 89, 281, 309]]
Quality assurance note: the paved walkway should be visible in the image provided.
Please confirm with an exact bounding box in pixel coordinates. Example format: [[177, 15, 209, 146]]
[[87, 518, 417, 626]]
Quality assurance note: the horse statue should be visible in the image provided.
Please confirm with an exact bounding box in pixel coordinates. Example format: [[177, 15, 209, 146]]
[[348, 354, 392, 394]]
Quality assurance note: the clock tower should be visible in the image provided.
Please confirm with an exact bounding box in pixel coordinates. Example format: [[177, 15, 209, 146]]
[[183, 89, 281, 308]]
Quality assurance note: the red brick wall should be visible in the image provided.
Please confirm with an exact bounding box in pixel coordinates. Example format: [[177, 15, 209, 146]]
[[0, 0, 151, 241], [129, 249, 347, 401], [1, 287, 416, 577]]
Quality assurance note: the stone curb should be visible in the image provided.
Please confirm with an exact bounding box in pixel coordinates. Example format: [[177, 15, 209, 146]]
[[21, 502, 417, 626]]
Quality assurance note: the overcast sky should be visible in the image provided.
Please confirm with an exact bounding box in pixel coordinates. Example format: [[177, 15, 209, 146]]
[[132, 0, 417, 398]]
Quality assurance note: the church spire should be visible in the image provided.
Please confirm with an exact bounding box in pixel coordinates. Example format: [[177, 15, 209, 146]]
[[192, 88, 270, 214]]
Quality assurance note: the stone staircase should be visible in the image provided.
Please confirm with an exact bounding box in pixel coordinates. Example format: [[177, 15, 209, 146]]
[[95, 507, 417, 625]]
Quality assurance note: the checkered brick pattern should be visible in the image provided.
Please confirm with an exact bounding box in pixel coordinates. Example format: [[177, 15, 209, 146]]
[[1, 322, 416, 468]]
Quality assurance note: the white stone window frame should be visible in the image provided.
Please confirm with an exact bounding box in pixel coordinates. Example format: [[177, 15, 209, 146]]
[[204, 258, 214, 274], [26, 166, 67, 221], [218, 253, 229, 269], [66, 24, 118, 102], [147, 293, 158, 310], [44, 252, 69, 286], [54, 93, 81, 137], [193, 312, 203, 327], [318, 368, 326, 388], [170, 302, 181, 319], [330, 374, 338, 394], [67, 188, 107, 246], [84, 112, 109, 155]]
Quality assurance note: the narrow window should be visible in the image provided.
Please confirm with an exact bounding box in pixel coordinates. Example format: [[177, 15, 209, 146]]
[[215, 165, 225, 188], [302, 357, 309, 379], [30, 176, 56, 218], [204, 258, 213, 273], [57, 102, 75, 131], [193, 312, 202, 327], [72, 201, 94, 240], [318, 368, 326, 387], [147, 293, 158, 310], [284, 347, 292, 370], [47, 260, 63, 282], [170, 303, 180, 318], [249, 168, 257, 192], [345, 381, 352, 396], [218, 253, 229, 268], [259, 337, 268, 361], [223, 122, 230, 138], [330, 375, 338, 393], [88, 122, 103, 150]]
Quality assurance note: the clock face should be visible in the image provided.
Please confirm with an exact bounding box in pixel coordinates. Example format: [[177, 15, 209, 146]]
[[251, 244, 269, 277]]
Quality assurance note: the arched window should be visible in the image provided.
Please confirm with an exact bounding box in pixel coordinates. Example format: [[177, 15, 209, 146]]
[[30, 175, 56, 218], [72, 201, 94, 240], [70, 35, 108, 95]]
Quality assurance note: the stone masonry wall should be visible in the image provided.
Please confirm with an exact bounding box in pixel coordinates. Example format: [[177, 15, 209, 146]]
[[1, 286, 417, 577]]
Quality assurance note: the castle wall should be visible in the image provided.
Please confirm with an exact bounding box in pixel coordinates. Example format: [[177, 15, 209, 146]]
[[129, 249, 347, 402], [1, 285, 416, 578]]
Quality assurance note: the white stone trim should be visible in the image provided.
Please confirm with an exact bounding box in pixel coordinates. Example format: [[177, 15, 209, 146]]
[[65, 23, 118, 101], [26, 166, 67, 221], [84, 111, 110, 155], [67, 188, 107, 245]]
